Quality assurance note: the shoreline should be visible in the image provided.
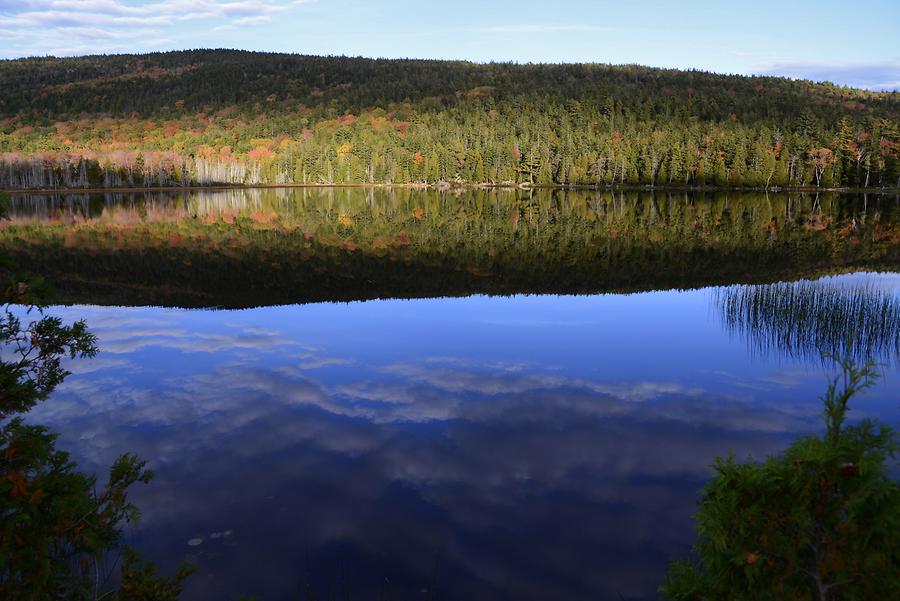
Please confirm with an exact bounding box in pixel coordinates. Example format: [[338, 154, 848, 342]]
[[4, 183, 900, 195]]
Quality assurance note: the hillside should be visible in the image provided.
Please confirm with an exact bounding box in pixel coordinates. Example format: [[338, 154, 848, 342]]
[[1, 49, 898, 189]]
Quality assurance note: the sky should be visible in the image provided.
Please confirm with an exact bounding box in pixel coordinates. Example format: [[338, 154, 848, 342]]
[[0, 0, 898, 90]]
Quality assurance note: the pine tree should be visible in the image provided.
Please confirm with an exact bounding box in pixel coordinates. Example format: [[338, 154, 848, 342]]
[[662, 360, 899, 601]]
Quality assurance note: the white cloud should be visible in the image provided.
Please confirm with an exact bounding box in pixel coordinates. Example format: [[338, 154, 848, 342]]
[[0, 0, 314, 57], [231, 15, 271, 25], [753, 61, 900, 91], [213, 14, 271, 31]]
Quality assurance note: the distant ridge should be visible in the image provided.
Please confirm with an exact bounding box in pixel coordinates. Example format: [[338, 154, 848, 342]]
[[1, 50, 897, 189]]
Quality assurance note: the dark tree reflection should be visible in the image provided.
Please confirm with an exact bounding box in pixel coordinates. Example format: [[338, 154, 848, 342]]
[[3, 189, 898, 308]]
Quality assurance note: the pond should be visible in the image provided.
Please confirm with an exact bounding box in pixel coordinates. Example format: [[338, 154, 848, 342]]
[[6, 188, 900, 600]]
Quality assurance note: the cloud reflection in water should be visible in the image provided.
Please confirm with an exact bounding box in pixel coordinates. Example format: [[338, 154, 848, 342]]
[[27, 278, 899, 600]]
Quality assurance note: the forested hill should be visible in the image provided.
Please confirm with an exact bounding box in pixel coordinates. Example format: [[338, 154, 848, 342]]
[[1, 49, 898, 189]]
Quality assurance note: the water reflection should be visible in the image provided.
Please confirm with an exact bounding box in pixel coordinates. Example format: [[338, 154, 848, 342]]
[[715, 275, 900, 365], [25, 274, 899, 601], [7, 188, 899, 599], [3, 188, 898, 307]]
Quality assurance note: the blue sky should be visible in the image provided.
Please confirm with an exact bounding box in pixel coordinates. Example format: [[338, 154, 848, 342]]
[[1, 0, 898, 89]]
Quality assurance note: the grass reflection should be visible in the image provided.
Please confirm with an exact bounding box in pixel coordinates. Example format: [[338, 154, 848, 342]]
[[715, 279, 900, 364]]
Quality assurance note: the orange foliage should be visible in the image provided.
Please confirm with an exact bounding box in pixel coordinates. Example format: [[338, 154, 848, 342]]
[[809, 147, 834, 167], [371, 236, 390, 250], [7, 470, 29, 498], [249, 211, 277, 224], [248, 146, 274, 160], [215, 105, 237, 118]]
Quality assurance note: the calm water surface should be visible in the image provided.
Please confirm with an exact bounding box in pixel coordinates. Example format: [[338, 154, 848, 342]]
[[7, 189, 900, 600]]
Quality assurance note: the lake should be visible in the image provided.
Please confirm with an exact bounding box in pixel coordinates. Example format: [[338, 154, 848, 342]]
[[5, 188, 900, 600]]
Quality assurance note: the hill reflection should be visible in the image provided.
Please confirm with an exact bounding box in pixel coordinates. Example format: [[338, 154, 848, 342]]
[[3, 188, 898, 307]]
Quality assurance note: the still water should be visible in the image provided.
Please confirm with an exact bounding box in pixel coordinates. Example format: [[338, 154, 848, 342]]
[[6, 188, 900, 600]]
